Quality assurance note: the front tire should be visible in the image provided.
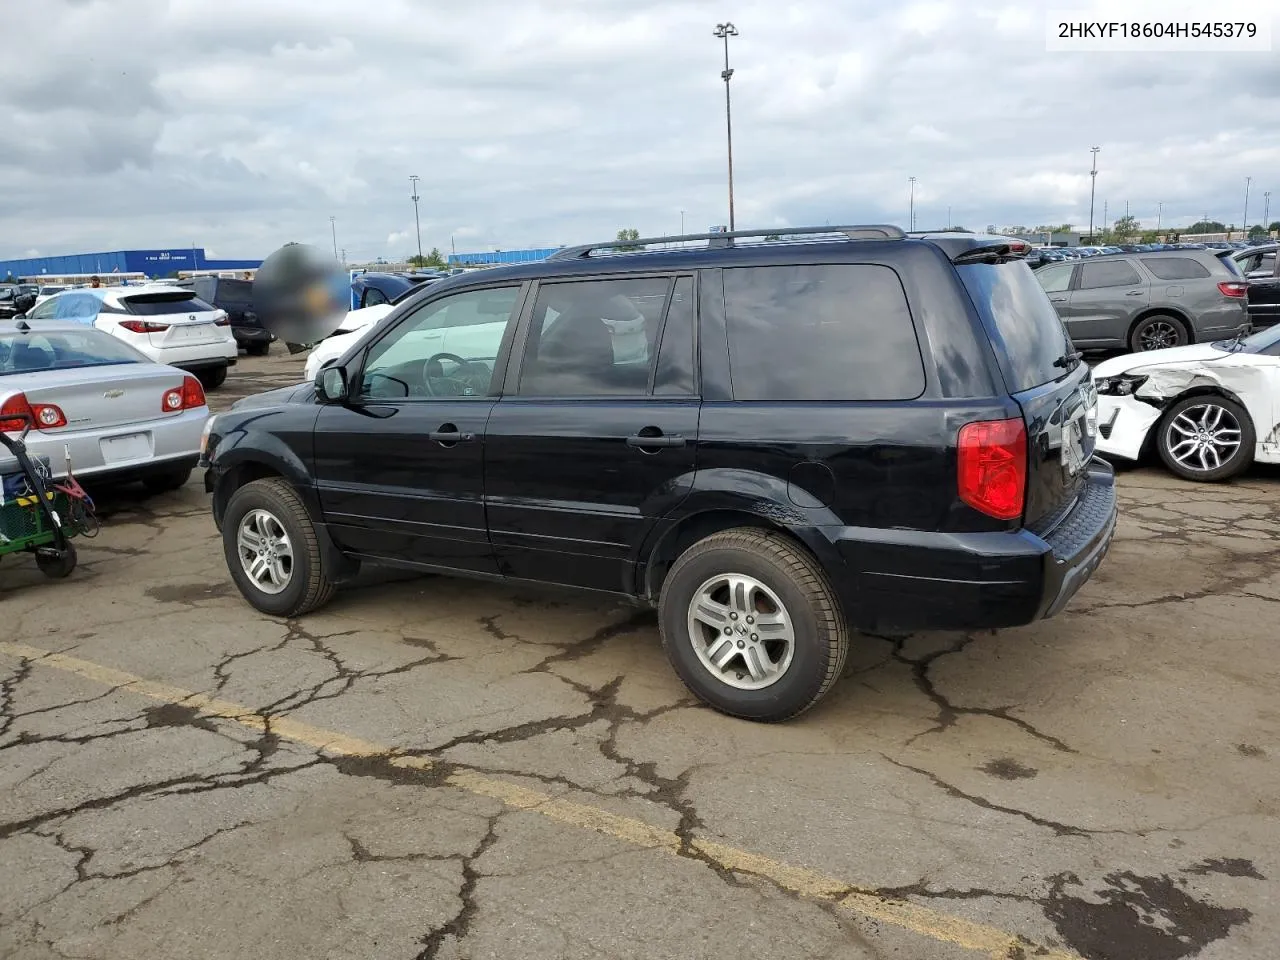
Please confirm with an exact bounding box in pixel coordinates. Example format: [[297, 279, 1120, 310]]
[[658, 528, 849, 722], [1130, 314, 1188, 352], [222, 478, 337, 616], [1157, 394, 1255, 482]]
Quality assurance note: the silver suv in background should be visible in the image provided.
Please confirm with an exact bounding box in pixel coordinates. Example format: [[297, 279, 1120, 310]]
[[1033, 249, 1249, 352]]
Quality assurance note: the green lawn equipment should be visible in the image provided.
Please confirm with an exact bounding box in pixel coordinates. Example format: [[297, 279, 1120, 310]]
[[0, 414, 97, 578]]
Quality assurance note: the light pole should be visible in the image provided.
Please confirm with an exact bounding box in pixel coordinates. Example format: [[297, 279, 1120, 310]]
[[330, 216, 338, 261], [680, 209, 685, 234], [1088, 146, 1100, 242], [1242, 177, 1252, 238], [409, 175, 423, 262], [713, 22, 738, 231], [1102, 199, 1108, 238], [1265, 191, 1272, 235], [947, 205, 951, 230], [908, 176, 917, 231], [1156, 201, 1163, 236]]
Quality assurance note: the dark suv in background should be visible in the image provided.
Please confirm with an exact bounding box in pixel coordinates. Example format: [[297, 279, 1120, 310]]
[[203, 226, 1116, 722], [175, 276, 273, 355], [1033, 249, 1249, 351], [1234, 242, 1279, 329]]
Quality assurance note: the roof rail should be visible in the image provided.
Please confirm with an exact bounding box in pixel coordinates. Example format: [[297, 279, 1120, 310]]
[[546, 224, 906, 261]]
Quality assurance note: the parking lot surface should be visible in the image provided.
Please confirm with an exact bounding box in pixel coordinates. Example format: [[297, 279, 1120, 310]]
[[2, 354, 1278, 960]]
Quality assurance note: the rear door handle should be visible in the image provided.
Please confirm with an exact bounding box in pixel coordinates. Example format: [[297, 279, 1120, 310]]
[[626, 432, 686, 449], [1050, 297, 1067, 303], [1125, 290, 1145, 296]]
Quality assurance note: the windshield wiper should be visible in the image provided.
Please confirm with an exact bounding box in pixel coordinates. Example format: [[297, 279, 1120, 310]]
[[1053, 350, 1084, 369], [1225, 322, 1253, 352]]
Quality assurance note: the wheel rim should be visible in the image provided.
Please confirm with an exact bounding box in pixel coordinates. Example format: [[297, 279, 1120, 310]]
[[686, 574, 795, 690], [1165, 403, 1242, 473], [236, 508, 294, 595], [1139, 320, 1181, 350]]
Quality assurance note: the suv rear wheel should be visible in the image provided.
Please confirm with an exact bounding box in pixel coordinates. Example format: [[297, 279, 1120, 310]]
[[222, 478, 337, 617], [1130, 314, 1188, 352], [658, 528, 849, 722], [1157, 394, 1255, 482]]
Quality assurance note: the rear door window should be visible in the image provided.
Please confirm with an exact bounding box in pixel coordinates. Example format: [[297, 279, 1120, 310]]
[[722, 264, 924, 401], [958, 262, 1072, 393], [1077, 260, 1142, 288], [1142, 257, 1211, 280]]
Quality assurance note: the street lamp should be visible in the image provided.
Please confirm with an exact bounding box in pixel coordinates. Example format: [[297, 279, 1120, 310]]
[[1265, 191, 1272, 235], [1242, 176, 1252, 239], [1088, 146, 1100, 242], [713, 22, 739, 231], [908, 177, 917, 231], [330, 216, 338, 261], [409, 175, 423, 262]]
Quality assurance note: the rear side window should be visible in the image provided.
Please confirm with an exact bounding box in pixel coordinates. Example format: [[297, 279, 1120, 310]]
[[1077, 260, 1142, 288], [723, 264, 924, 401], [122, 293, 216, 315], [959, 262, 1071, 394], [1142, 257, 1211, 280], [654, 276, 696, 395]]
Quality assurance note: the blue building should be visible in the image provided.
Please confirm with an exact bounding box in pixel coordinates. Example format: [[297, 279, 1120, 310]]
[[0, 248, 262, 281], [447, 248, 560, 267]]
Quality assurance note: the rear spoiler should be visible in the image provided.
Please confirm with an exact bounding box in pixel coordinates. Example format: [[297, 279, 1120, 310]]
[[909, 232, 1033, 264], [951, 239, 1033, 265]]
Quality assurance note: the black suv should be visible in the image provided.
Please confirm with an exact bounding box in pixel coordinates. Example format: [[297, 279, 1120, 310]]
[[202, 226, 1117, 722], [175, 276, 274, 355]]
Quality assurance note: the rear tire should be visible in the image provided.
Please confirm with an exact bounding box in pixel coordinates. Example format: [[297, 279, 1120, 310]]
[[199, 366, 228, 389], [1129, 314, 1188, 352], [222, 478, 337, 617], [658, 527, 849, 722], [246, 341, 270, 357], [143, 466, 192, 494], [36, 543, 77, 579], [1157, 394, 1255, 482]]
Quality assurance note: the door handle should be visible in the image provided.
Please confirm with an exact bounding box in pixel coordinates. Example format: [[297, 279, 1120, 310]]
[[1125, 290, 1145, 296], [1050, 297, 1067, 303], [627, 432, 686, 450], [427, 423, 474, 444]]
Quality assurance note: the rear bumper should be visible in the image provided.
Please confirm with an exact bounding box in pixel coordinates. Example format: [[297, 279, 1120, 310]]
[[832, 459, 1118, 631], [140, 340, 240, 368], [0, 410, 207, 481], [232, 326, 274, 343]]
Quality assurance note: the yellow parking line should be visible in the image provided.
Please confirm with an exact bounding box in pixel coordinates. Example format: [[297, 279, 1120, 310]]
[[1, 641, 1078, 960]]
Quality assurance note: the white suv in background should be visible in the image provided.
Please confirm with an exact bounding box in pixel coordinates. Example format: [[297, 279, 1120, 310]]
[[23, 285, 239, 388]]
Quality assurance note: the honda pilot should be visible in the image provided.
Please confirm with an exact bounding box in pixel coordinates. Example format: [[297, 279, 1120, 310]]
[[202, 226, 1117, 722]]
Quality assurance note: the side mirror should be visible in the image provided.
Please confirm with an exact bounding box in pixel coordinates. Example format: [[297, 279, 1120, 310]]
[[317, 365, 349, 402]]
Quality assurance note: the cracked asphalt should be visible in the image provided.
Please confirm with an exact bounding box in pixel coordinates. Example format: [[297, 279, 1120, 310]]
[[2, 351, 1279, 960]]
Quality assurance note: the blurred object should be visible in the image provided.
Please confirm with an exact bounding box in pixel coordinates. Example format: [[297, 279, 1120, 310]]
[[252, 243, 347, 351]]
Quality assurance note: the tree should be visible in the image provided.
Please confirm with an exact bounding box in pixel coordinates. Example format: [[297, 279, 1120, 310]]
[[615, 228, 642, 251], [1111, 215, 1139, 241], [1188, 220, 1226, 234], [1269, 221, 1280, 234], [408, 248, 447, 269], [1248, 224, 1267, 239]]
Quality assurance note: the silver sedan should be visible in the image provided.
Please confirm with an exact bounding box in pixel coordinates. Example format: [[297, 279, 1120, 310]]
[[1, 320, 209, 492]]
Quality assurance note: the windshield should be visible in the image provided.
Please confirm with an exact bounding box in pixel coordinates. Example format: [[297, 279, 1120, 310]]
[[958, 260, 1073, 392], [0, 329, 146, 375]]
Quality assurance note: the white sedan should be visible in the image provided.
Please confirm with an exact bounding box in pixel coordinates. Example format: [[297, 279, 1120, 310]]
[[1093, 324, 1280, 481], [22, 285, 238, 389], [1, 320, 209, 491]]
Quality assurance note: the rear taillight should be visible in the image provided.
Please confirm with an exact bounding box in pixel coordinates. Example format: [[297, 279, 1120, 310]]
[[0, 393, 66, 432], [120, 319, 170, 334], [1218, 281, 1248, 298], [214, 311, 230, 326], [161, 375, 206, 413], [957, 417, 1027, 521]]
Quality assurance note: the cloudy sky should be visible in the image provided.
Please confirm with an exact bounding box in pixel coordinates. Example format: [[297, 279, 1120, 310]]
[[2, 0, 1279, 263]]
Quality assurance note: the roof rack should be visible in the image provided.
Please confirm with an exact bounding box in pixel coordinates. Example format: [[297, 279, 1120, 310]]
[[547, 224, 906, 261]]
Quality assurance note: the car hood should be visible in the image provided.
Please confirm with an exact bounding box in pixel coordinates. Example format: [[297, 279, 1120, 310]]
[[1092, 342, 1231, 378], [335, 303, 394, 334], [230, 382, 315, 411]]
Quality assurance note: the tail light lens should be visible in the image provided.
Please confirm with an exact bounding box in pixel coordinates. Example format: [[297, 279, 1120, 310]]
[[161, 375, 206, 413], [1218, 281, 1248, 298], [120, 319, 170, 334], [1, 393, 67, 432], [214, 311, 230, 326], [957, 418, 1027, 521]]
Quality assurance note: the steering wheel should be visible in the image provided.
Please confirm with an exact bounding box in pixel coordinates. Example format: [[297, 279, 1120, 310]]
[[422, 352, 479, 397]]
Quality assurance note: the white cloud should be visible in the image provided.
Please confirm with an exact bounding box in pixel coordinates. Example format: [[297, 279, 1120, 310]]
[[1, 0, 1278, 265]]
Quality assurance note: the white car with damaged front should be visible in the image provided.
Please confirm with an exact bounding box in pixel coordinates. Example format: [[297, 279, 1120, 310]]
[[302, 302, 394, 383], [1093, 324, 1280, 481]]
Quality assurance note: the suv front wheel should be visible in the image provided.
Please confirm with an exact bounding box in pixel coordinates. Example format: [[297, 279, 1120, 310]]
[[658, 528, 849, 722], [222, 478, 338, 617]]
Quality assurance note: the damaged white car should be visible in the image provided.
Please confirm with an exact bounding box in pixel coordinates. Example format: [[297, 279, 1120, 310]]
[[1093, 323, 1280, 481]]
